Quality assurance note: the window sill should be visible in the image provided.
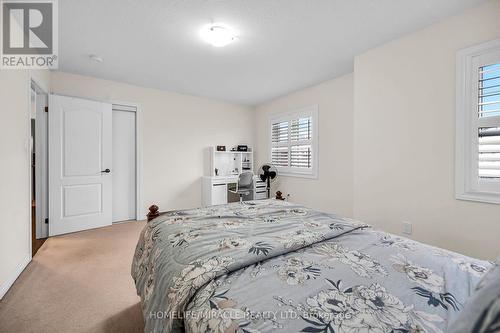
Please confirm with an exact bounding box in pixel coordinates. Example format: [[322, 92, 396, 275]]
[[279, 171, 318, 179], [456, 192, 500, 205]]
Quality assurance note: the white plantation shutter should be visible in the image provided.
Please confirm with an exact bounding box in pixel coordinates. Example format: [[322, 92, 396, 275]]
[[269, 106, 318, 177], [478, 64, 500, 118], [271, 121, 289, 167], [478, 64, 500, 180], [291, 145, 312, 168], [456, 40, 500, 203], [271, 146, 289, 167], [271, 121, 289, 143], [478, 127, 500, 178]]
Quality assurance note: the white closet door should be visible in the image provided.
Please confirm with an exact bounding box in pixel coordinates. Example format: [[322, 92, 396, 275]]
[[112, 109, 136, 222], [48, 95, 112, 236]]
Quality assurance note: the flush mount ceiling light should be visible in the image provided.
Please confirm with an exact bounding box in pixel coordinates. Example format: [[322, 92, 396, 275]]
[[200, 23, 237, 47]]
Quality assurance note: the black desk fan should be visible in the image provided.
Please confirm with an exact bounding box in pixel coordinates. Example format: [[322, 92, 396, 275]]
[[257, 164, 278, 199]]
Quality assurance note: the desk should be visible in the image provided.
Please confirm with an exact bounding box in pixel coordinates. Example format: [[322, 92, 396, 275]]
[[201, 175, 267, 206]]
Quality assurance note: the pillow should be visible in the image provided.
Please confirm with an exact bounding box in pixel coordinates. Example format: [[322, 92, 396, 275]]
[[447, 258, 500, 333]]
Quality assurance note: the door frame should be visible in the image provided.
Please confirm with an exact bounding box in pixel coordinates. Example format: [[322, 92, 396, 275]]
[[32, 83, 48, 239], [28, 76, 49, 258], [47, 94, 144, 222], [111, 101, 143, 221]]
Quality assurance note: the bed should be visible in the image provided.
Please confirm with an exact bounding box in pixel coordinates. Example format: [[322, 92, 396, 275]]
[[131, 200, 495, 333]]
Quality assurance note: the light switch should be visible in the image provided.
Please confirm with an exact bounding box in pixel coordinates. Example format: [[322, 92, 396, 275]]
[[402, 222, 412, 235]]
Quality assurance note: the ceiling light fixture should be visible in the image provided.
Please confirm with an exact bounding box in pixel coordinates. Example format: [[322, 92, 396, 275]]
[[200, 23, 237, 47]]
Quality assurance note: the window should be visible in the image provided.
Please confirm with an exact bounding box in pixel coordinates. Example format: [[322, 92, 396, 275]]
[[269, 105, 318, 178], [456, 39, 500, 204]]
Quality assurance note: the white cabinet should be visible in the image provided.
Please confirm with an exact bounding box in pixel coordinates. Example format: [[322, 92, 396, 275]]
[[254, 178, 268, 200], [201, 176, 237, 206], [212, 183, 228, 205], [201, 175, 268, 206]]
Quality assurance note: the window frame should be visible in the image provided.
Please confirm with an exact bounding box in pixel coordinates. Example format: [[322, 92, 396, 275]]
[[456, 38, 500, 204], [268, 105, 319, 178]]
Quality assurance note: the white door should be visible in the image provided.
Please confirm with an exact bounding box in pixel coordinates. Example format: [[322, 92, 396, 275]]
[[48, 95, 112, 236], [112, 108, 136, 222]]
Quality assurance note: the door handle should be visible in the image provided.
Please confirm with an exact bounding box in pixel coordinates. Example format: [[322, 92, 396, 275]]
[[101, 169, 111, 173]]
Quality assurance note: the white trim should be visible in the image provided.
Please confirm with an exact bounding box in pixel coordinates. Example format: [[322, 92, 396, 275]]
[[19, 74, 48, 298], [3, 71, 34, 299], [268, 105, 319, 179], [456, 38, 500, 204], [32, 82, 49, 239], [27, 79, 32, 261], [0, 255, 30, 299], [27, 74, 49, 259], [456, 192, 500, 205]]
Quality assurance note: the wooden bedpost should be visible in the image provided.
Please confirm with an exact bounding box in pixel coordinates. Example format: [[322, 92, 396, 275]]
[[147, 204, 160, 222]]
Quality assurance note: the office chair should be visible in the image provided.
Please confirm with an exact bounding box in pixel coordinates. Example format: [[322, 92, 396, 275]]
[[229, 171, 254, 203]]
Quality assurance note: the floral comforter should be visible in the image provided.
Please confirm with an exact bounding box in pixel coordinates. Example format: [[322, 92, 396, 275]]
[[131, 200, 491, 333]]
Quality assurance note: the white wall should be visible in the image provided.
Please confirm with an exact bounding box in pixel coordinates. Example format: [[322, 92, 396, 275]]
[[353, 0, 500, 260], [254, 74, 354, 217], [0, 69, 49, 298], [50, 72, 254, 214]]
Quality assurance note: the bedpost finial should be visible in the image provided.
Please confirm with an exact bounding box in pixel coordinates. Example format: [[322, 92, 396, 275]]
[[147, 204, 160, 222]]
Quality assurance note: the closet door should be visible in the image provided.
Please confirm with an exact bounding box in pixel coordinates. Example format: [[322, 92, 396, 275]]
[[48, 95, 112, 236], [112, 108, 136, 222]]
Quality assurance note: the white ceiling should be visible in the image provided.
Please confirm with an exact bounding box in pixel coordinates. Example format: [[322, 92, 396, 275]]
[[59, 0, 487, 106]]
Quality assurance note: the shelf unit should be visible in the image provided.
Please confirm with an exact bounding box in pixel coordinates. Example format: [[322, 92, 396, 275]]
[[208, 147, 253, 177]]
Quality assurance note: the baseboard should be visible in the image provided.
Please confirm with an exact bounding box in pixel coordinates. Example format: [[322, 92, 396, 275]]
[[0, 255, 31, 300]]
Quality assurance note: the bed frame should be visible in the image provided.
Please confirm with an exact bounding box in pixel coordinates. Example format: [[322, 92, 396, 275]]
[[147, 192, 284, 222]]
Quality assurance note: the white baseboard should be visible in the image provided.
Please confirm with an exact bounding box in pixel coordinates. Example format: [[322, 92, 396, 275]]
[[0, 255, 31, 300]]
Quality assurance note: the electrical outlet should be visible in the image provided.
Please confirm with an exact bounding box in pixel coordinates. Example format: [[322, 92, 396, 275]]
[[402, 222, 412, 235]]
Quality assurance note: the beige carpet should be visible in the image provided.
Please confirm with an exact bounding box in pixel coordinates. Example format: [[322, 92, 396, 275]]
[[0, 221, 146, 333]]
